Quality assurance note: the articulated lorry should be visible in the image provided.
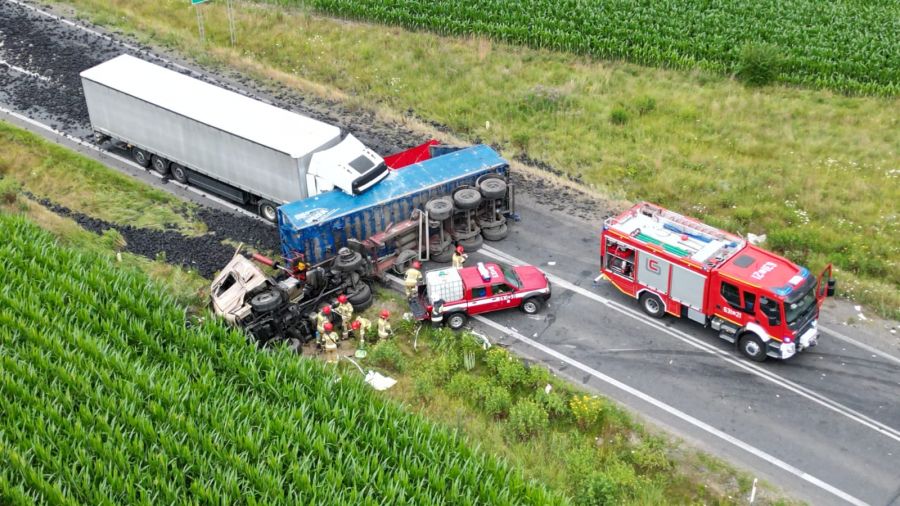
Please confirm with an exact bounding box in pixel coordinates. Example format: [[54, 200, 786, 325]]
[[212, 144, 515, 348], [80, 54, 387, 221], [600, 202, 835, 361]]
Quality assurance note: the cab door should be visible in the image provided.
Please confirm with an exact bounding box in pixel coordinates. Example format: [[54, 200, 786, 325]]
[[816, 264, 834, 307], [467, 284, 493, 315], [491, 283, 517, 308]]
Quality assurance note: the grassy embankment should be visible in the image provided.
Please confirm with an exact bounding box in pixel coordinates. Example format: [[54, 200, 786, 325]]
[[55, 0, 899, 319], [0, 123, 786, 504]]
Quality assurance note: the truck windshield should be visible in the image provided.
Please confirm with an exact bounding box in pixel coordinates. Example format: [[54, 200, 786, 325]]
[[500, 264, 521, 288], [784, 287, 816, 327]]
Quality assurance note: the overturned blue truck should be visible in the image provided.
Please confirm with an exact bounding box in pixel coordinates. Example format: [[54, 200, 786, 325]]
[[211, 143, 516, 348]]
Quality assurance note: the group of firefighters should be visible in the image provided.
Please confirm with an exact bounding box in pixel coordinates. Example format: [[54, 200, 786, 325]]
[[318, 245, 469, 363]]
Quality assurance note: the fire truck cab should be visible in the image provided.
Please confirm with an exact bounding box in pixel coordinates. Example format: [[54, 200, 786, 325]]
[[411, 262, 551, 330], [600, 202, 835, 362]]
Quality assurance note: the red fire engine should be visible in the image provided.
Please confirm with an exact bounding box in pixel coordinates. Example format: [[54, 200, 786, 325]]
[[600, 202, 835, 361]]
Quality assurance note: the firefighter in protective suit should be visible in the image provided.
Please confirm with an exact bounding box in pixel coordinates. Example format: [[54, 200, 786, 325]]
[[451, 245, 468, 269], [378, 309, 393, 340], [322, 322, 339, 364], [334, 294, 354, 339], [315, 305, 332, 342], [404, 260, 423, 298], [354, 315, 372, 342]]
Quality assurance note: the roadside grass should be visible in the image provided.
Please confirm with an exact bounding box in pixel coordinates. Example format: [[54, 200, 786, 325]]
[[356, 289, 791, 505], [52, 0, 899, 318], [0, 121, 204, 235]]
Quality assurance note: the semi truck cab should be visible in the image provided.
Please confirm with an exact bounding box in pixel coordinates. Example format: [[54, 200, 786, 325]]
[[306, 133, 388, 196]]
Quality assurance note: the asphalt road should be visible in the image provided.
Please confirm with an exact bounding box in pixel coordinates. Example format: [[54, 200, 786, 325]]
[[2, 2, 899, 504]]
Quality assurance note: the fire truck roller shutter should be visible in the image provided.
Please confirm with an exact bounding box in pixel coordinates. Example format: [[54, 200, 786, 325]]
[[637, 252, 670, 293], [670, 265, 707, 323]]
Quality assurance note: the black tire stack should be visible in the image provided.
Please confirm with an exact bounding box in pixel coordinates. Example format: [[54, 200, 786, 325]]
[[476, 176, 509, 242]]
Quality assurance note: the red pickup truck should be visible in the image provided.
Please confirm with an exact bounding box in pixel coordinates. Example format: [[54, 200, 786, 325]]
[[411, 262, 551, 329]]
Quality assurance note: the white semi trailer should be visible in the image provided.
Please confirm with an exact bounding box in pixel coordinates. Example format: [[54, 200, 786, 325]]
[[80, 54, 388, 221]]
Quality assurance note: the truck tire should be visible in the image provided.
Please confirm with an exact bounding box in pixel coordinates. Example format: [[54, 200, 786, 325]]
[[334, 251, 364, 272], [171, 163, 189, 183], [639, 292, 665, 318], [458, 233, 483, 252], [430, 247, 454, 263], [477, 215, 506, 229], [453, 188, 482, 210], [446, 312, 468, 330], [132, 147, 151, 167], [150, 155, 170, 175], [479, 178, 507, 200], [739, 334, 768, 362], [258, 200, 278, 222], [425, 197, 453, 221], [521, 297, 542, 315], [250, 289, 283, 313], [348, 282, 372, 307], [481, 223, 509, 241], [352, 292, 374, 312]]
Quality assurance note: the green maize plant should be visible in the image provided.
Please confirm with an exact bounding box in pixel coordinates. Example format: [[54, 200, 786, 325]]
[[292, 0, 899, 96], [0, 214, 566, 505]]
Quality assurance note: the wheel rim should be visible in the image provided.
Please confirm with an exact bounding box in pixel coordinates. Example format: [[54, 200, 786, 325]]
[[524, 301, 537, 313], [450, 315, 464, 328], [173, 167, 185, 180], [262, 205, 277, 221], [135, 151, 147, 164], [255, 292, 277, 304], [644, 297, 660, 314], [744, 339, 761, 357]]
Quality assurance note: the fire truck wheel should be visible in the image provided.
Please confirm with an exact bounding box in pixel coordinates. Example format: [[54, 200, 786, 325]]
[[131, 147, 151, 167], [150, 155, 170, 175], [481, 223, 509, 241], [521, 297, 542, 315], [739, 334, 768, 362], [478, 177, 507, 200], [425, 197, 454, 221], [430, 247, 454, 263], [458, 233, 483, 252], [334, 250, 364, 272], [446, 312, 468, 330], [639, 292, 665, 318], [250, 289, 283, 313], [453, 188, 482, 210]]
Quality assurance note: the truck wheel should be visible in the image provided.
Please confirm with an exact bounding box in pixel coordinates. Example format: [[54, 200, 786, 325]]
[[739, 334, 768, 362], [477, 215, 506, 229], [481, 223, 509, 242], [425, 197, 453, 221], [348, 282, 372, 307], [639, 292, 665, 318], [479, 178, 507, 200], [458, 233, 483, 252], [521, 297, 542, 314], [446, 312, 468, 330], [430, 247, 454, 263], [352, 293, 374, 312], [250, 290, 283, 313], [334, 251, 364, 272], [258, 200, 278, 222], [132, 147, 151, 167], [171, 163, 189, 183], [150, 155, 170, 176], [453, 188, 482, 210]]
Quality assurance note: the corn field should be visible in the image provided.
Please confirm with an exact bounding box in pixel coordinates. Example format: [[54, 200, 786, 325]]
[[290, 0, 899, 95], [0, 214, 563, 505]]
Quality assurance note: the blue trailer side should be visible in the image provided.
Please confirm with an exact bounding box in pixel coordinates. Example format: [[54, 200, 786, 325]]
[[277, 145, 508, 264]]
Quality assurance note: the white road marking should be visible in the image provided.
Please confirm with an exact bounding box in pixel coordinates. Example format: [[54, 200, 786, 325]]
[[819, 324, 900, 366], [481, 244, 900, 443], [474, 315, 869, 506], [0, 59, 51, 81]]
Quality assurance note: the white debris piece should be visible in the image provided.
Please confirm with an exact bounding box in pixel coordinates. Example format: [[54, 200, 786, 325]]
[[747, 233, 767, 245]]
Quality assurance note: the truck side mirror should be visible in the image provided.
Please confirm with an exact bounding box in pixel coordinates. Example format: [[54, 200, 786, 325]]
[[827, 278, 836, 297]]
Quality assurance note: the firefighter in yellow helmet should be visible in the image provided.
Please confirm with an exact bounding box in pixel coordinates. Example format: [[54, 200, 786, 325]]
[[334, 294, 354, 340], [322, 322, 339, 364], [378, 309, 393, 340], [451, 245, 468, 269], [404, 260, 423, 298]]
